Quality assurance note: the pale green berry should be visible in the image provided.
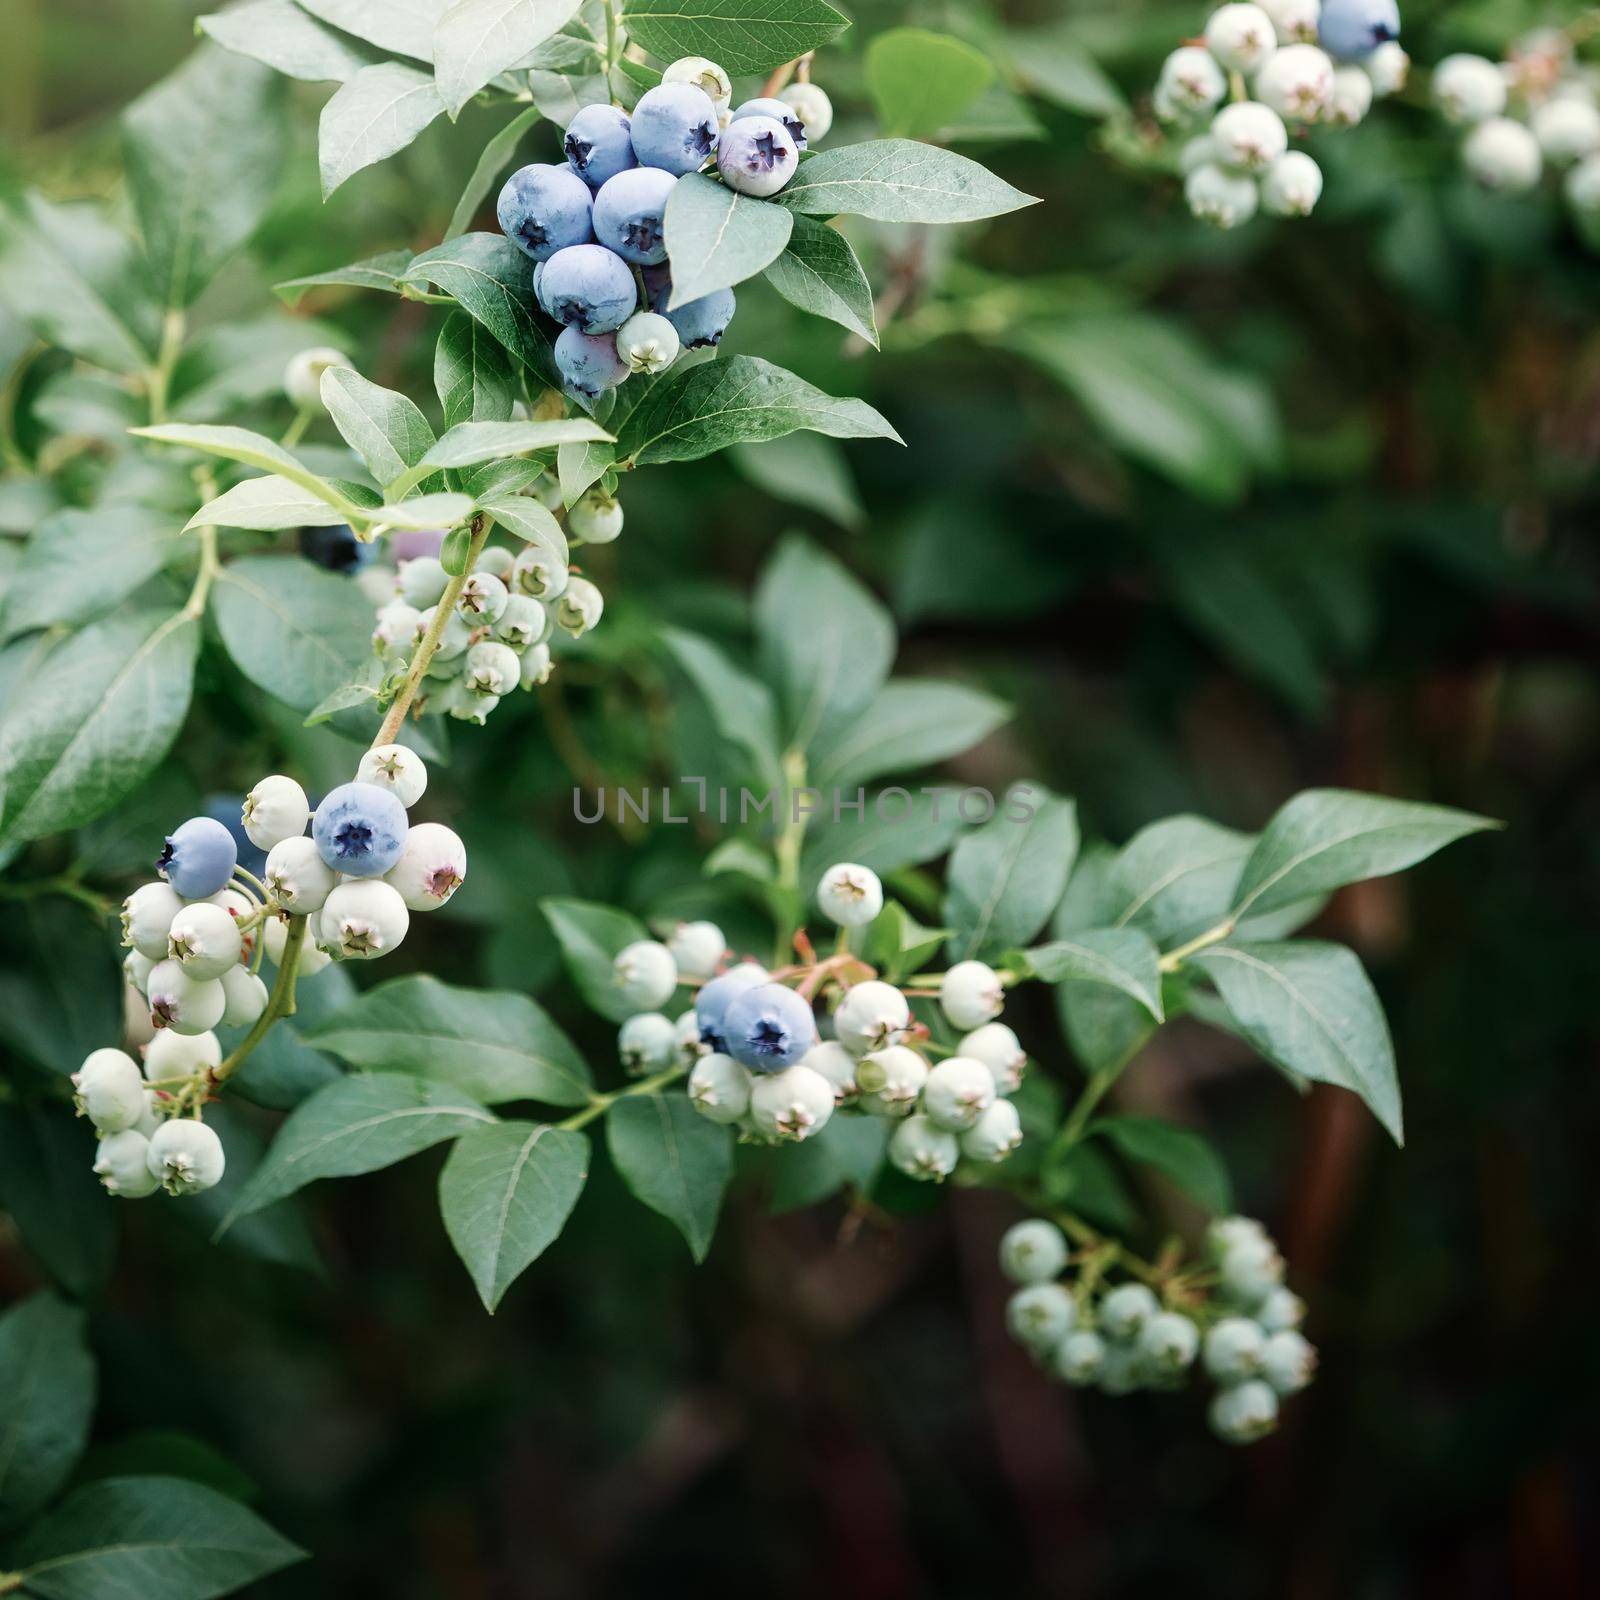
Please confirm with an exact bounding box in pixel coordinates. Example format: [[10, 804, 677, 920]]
[[998, 1219, 1069, 1285]]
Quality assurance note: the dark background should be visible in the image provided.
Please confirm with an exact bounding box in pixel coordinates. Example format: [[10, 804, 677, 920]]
[[2, 0, 1597, 1594]]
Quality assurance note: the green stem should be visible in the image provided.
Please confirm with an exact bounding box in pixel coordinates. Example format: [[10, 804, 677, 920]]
[[213, 914, 307, 1085], [280, 403, 315, 448], [1157, 916, 1235, 973], [557, 1063, 688, 1132], [0, 873, 111, 918], [145, 308, 186, 424]]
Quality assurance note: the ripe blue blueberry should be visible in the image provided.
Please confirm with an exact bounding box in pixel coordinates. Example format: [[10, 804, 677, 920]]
[[1318, 0, 1400, 60], [310, 781, 408, 878], [298, 523, 372, 574], [665, 286, 735, 349], [694, 962, 770, 1052], [723, 981, 817, 1072], [553, 326, 631, 399], [731, 96, 808, 150], [716, 114, 798, 197], [157, 817, 238, 899], [629, 83, 719, 175], [591, 167, 677, 265], [539, 244, 637, 335], [497, 162, 595, 262], [564, 103, 637, 188]]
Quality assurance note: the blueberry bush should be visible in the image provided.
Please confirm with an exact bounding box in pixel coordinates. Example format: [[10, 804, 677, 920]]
[[0, 0, 1589, 1593]]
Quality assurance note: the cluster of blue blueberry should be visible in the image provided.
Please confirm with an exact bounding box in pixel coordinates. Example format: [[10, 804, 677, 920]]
[[600, 862, 1027, 1174], [497, 57, 829, 399], [999, 1214, 1316, 1444], [83, 751, 466, 1201], [1154, 0, 1408, 227], [1431, 28, 1600, 230]]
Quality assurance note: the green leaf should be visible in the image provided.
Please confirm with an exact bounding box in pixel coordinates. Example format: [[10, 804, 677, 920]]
[[866, 28, 995, 139], [403, 418, 612, 491], [168, 311, 351, 422], [187, 476, 348, 534], [1193, 941, 1403, 1143], [1230, 789, 1500, 921], [200, 0, 379, 81], [1040, 1140, 1139, 1232], [754, 534, 895, 751], [944, 785, 1079, 961], [728, 432, 863, 528], [1051, 885, 1160, 1075], [540, 898, 652, 1023], [448, 105, 543, 239], [613, 353, 902, 467], [405, 233, 553, 379], [298, 0, 447, 58], [1091, 1115, 1232, 1214], [660, 628, 781, 790], [0, 609, 197, 849], [606, 1094, 732, 1261], [480, 492, 568, 558], [800, 789, 963, 891], [319, 62, 448, 198], [11, 1476, 303, 1598], [1, 507, 179, 638], [1024, 928, 1163, 1021], [435, 0, 586, 116], [226, 965, 355, 1110], [0, 1107, 115, 1298], [0, 193, 153, 373], [276, 248, 416, 304], [810, 678, 1009, 788], [662, 172, 793, 308], [321, 366, 437, 491], [0, 1292, 96, 1530], [618, 0, 848, 74], [439, 1121, 589, 1310], [307, 974, 592, 1106], [865, 901, 949, 984], [122, 46, 288, 309], [130, 424, 354, 508], [211, 553, 372, 720], [556, 435, 617, 503], [435, 310, 516, 429], [1106, 815, 1255, 948], [768, 1116, 887, 1213], [762, 214, 878, 346], [774, 138, 1037, 223], [219, 1074, 496, 1227], [1003, 26, 1126, 117], [369, 491, 476, 529]]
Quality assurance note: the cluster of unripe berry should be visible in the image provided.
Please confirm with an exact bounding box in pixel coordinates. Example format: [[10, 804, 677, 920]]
[[1000, 1214, 1316, 1444], [365, 489, 613, 724], [1431, 28, 1600, 232], [497, 57, 832, 399], [80, 750, 466, 1200], [1157, 0, 1407, 227], [599, 863, 1028, 1175]]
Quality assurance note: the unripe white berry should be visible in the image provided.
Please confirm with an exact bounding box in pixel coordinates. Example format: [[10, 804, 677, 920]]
[[674, 1009, 708, 1064], [619, 1012, 679, 1075], [1157, 46, 1228, 120], [1256, 1285, 1307, 1333], [1204, 4, 1278, 73], [1261, 1328, 1317, 1393], [357, 744, 428, 807], [124, 948, 155, 996], [220, 965, 269, 1028], [398, 556, 450, 609], [530, 471, 566, 511], [466, 640, 521, 698], [1203, 1315, 1269, 1382], [798, 1040, 859, 1106], [940, 960, 1003, 1030], [816, 861, 883, 927], [568, 488, 624, 545], [998, 1218, 1069, 1284], [510, 544, 569, 601], [1565, 151, 1600, 212], [1326, 64, 1373, 126], [1254, 44, 1334, 122], [122, 881, 185, 961], [146, 1118, 226, 1195], [143, 1028, 221, 1085], [1052, 1327, 1107, 1385], [616, 312, 680, 375], [556, 575, 603, 637], [457, 570, 508, 624], [1259, 0, 1320, 44], [476, 545, 515, 580], [1180, 133, 1219, 174], [1137, 1311, 1201, 1376], [1532, 95, 1600, 164], [1363, 39, 1409, 95], [921, 1055, 997, 1132], [1260, 149, 1324, 215], [373, 602, 422, 657], [688, 1053, 752, 1123], [165, 903, 242, 981], [663, 55, 732, 108], [1219, 1232, 1286, 1305], [494, 595, 547, 651], [832, 980, 910, 1056], [888, 1112, 959, 1180], [749, 1064, 835, 1142], [1099, 1282, 1160, 1341], [383, 822, 467, 911], [94, 1130, 160, 1197], [72, 1048, 146, 1133], [778, 82, 833, 141], [1210, 101, 1288, 172], [1185, 162, 1260, 227], [1207, 1213, 1271, 1256], [959, 1097, 1023, 1163], [1209, 1378, 1279, 1443], [264, 835, 337, 914], [241, 774, 311, 851], [1463, 115, 1543, 191], [318, 880, 410, 960], [263, 914, 333, 976], [613, 940, 678, 1012], [146, 960, 227, 1036], [284, 346, 349, 409], [958, 1022, 1026, 1094], [1006, 1282, 1076, 1349], [520, 643, 554, 689], [667, 920, 725, 979], [853, 1044, 928, 1116], [1433, 53, 1507, 124]]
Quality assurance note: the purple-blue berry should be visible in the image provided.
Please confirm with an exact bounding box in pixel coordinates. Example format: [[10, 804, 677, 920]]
[[564, 103, 637, 188], [715, 115, 797, 197], [694, 962, 769, 1052], [157, 817, 237, 898], [665, 286, 735, 349], [629, 83, 718, 175], [311, 781, 408, 878], [298, 523, 372, 575], [591, 167, 676, 265], [1318, 0, 1400, 60], [722, 981, 817, 1072], [731, 96, 807, 151], [553, 326, 630, 399], [496, 162, 595, 262], [538, 244, 637, 335]]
